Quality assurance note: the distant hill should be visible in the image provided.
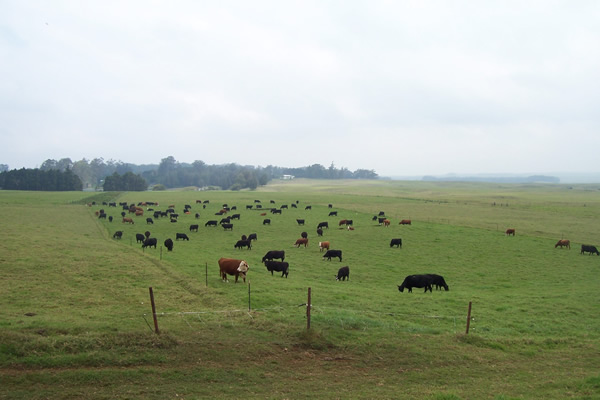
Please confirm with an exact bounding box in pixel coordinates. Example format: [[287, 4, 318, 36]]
[[421, 175, 560, 184]]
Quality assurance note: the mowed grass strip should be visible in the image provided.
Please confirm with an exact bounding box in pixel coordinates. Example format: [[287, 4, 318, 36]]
[[1, 182, 599, 399]]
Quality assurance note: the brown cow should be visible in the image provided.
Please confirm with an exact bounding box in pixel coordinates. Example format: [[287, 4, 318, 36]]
[[294, 238, 308, 248], [399, 219, 412, 225], [506, 228, 515, 236], [218, 258, 250, 283], [319, 241, 330, 252], [122, 217, 134, 224], [383, 219, 390, 227], [135, 210, 144, 216], [338, 219, 348, 226], [555, 239, 570, 249]]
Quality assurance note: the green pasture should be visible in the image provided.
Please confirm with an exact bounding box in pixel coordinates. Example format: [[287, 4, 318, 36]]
[[1, 180, 599, 399]]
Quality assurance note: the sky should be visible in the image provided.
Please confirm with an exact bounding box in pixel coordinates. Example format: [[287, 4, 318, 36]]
[[1, 1, 599, 177]]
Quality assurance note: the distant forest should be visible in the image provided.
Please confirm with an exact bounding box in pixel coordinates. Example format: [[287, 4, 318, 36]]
[[0, 157, 378, 191]]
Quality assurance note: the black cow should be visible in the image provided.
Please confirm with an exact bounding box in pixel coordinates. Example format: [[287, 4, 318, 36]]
[[398, 275, 434, 293], [335, 266, 350, 281], [271, 209, 282, 214], [176, 233, 189, 241], [146, 218, 154, 224], [263, 219, 271, 225], [153, 211, 161, 219], [262, 250, 285, 262], [246, 205, 253, 209], [222, 223, 234, 231], [205, 220, 218, 227], [264, 260, 289, 278], [390, 238, 402, 248], [234, 239, 252, 250], [581, 244, 600, 255], [248, 233, 258, 241], [189, 224, 199, 232], [328, 211, 337, 217], [323, 250, 342, 262], [220, 217, 231, 224], [231, 214, 241, 220], [317, 228, 323, 236], [305, 206, 312, 210], [301, 231, 308, 239], [108, 216, 113, 222], [317, 222, 329, 229], [427, 274, 449, 291], [164, 238, 174, 251], [296, 219, 305, 225], [98, 212, 107, 219], [136, 233, 145, 243], [142, 238, 157, 249], [113, 231, 123, 239]]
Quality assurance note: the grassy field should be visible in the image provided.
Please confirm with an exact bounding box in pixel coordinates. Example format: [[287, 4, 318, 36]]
[[1, 179, 599, 399]]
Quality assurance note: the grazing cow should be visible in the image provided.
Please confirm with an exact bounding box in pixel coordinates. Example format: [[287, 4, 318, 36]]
[[196, 200, 202, 204], [205, 220, 218, 227], [319, 241, 330, 252], [263, 219, 271, 225], [222, 223, 234, 231], [294, 238, 309, 247], [195, 213, 200, 219], [335, 266, 350, 281], [122, 217, 134, 224], [399, 219, 412, 225], [305, 206, 312, 210], [176, 233, 189, 241], [142, 238, 158, 249], [271, 209, 282, 214], [280, 205, 288, 209], [506, 228, 516, 236], [262, 250, 285, 262], [317, 228, 323, 236], [98, 212, 107, 219], [346, 220, 353, 226], [108, 216, 113, 222], [383, 219, 391, 227], [248, 233, 258, 241], [390, 238, 403, 248], [144, 231, 151, 239], [323, 249, 342, 262], [231, 214, 241, 220], [291, 203, 297, 208], [146, 218, 154, 224], [378, 211, 386, 216], [581, 244, 600, 255], [264, 260, 289, 278], [241, 235, 247, 240], [189, 224, 199, 232], [317, 222, 329, 229], [427, 274, 449, 291], [398, 274, 433, 293], [234, 239, 252, 250], [218, 258, 249, 283], [328, 211, 337, 217], [378, 217, 386, 225], [260, 212, 267, 216], [328, 204, 333, 208], [135, 233, 145, 243], [164, 238, 174, 251], [135, 210, 144, 217], [246, 205, 253, 210], [555, 239, 570, 249], [347, 226, 355, 231], [372, 215, 378, 221], [113, 231, 123, 239], [220, 217, 231, 224], [339, 219, 348, 226], [296, 219, 305, 225], [301, 231, 308, 239]]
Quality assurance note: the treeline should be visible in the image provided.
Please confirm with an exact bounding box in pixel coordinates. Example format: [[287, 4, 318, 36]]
[[0, 168, 82, 191], [1, 156, 379, 191]]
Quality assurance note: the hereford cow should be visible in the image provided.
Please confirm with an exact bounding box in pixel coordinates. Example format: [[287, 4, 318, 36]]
[[383, 219, 391, 227], [335, 266, 350, 281], [555, 239, 570, 249], [506, 228, 516, 236], [390, 238, 402, 248], [135, 210, 144, 217], [398, 274, 433, 293], [323, 249, 342, 262], [142, 238, 158, 249], [319, 241, 330, 252], [399, 219, 412, 225], [164, 238, 174, 251], [234, 239, 252, 250], [581, 244, 600, 255], [262, 250, 285, 262], [176, 233, 189, 241], [338, 219, 348, 226], [264, 260, 289, 278], [122, 217, 134, 224], [113, 231, 123, 239], [294, 238, 308, 248], [218, 258, 249, 283]]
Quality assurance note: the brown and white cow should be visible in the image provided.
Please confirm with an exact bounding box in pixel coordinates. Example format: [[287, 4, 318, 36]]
[[318, 241, 330, 252], [218, 258, 250, 283]]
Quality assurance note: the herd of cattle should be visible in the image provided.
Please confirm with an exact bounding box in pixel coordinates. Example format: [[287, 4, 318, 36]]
[[92, 198, 599, 295]]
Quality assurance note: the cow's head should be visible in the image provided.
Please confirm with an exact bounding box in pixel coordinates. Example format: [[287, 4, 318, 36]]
[[237, 260, 249, 273], [397, 285, 404, 292]]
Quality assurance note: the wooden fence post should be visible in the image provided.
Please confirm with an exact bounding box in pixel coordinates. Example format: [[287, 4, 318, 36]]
[[307, 287, 312, 330], [149, 287, 159, 334], [465, 301, 472, 334]]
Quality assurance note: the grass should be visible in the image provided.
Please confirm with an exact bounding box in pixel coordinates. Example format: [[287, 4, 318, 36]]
[[1, 181, 599, 399]]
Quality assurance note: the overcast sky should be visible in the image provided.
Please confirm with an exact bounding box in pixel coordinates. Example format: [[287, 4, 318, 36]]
[[1, 1, 599, 177]]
